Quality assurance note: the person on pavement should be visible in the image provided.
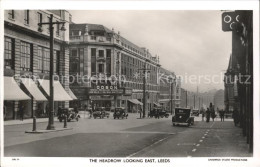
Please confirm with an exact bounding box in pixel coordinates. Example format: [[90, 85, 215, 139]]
[[202, 110, 205, 121], [206, 108, 210, 122], [220, 109, 225, 122]]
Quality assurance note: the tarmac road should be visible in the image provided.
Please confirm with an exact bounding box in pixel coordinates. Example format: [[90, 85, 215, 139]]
[[4, 113, 251, 157]]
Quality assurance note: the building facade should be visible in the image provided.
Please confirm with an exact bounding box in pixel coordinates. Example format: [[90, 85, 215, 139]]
[[69, 23, 180, 116], [4, 10, 72, 120]]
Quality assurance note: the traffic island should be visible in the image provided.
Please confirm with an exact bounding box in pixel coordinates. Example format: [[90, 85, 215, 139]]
[[25, 128, 73, 134]]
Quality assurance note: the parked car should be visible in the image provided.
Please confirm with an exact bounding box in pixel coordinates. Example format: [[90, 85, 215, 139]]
[[172, 108, 194, 127], [148, 108, 169, 118], [93, 107, 110, 119], [57, 108, 80, 122], [113, 107, 128, 119]]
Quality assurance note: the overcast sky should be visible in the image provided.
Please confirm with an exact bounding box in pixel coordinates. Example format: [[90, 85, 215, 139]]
[[69, 10, 232, 92]]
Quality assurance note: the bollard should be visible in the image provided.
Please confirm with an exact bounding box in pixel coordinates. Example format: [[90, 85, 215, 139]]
[[32, 116, 36, 131], [64, 115, 67, 128]]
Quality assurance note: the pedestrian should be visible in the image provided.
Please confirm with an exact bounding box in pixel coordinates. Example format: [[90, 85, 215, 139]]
[[220, 109, 225, 122], [139, 108, 142, 118], [211, 110, 215, 122], [202, 111, 205, 121], [206, 108, 210, 123], [19, 103, 24, 121]]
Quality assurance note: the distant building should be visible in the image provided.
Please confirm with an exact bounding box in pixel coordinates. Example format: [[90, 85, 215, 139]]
[[69, 23, 161, 115], [213, 89, 225, 110]]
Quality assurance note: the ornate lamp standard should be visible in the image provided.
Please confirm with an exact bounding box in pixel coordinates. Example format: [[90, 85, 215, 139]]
[[38, 14, 66, 130], [169, 76, 176, 115], [138, 59, 150, 118]]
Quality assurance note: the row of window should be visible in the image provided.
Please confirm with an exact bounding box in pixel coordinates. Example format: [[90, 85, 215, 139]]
[[4, 36, 59, 74], [8, 10, 61, 36], [124, 82, 159, 91]]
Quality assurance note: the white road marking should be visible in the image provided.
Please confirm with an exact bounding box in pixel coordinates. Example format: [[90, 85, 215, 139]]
[[202, 136, 205, 139], [127, 136, 169, 157], [199, 140, 203, 142], [210, 122, 215, 128], [192, 149, 196, 152], [196, 144, 200, 147]]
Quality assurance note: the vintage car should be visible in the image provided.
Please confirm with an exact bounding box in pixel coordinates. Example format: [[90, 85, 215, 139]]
[[148, 108, 169, 118], [93, 107, 110, 119], [57, 108, 80, 122], [113, 107, 128, 119], [172, 108, 194, 127]]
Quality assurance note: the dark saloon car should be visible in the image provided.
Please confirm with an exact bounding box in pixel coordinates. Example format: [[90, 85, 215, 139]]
[[93, 107, 110, 119], [113, 107, 128, 119], [172, 108, 194, 127], [148, 108, 169, 118]]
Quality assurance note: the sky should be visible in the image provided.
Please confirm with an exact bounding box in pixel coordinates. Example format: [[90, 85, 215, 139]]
[[69, 10, 232, 92]]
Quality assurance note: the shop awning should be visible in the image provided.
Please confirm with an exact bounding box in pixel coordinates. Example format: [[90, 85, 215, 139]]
[[159, 99, 170, 103], [68, 88, 77, 100], [128, 99, 143, 105], [153, 102, 161, 107], [4, 77, 30, 100], [38, 79, 73, 101], [20, 78, 47, 101]]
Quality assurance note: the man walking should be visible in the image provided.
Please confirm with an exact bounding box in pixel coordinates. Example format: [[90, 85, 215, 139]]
[[220, 109, 225, 122], [206, 108, 210, 123]]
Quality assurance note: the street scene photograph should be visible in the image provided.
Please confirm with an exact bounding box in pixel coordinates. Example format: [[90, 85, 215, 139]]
[[1, 5, 257, 166]]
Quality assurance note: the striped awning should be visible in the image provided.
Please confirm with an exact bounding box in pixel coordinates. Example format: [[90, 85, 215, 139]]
[[20, 78, 47, 101], [38, 79, 72, 101], [128, 99, 143, 105], [4, 77, 30, 100], [68, 88, 77, 100]]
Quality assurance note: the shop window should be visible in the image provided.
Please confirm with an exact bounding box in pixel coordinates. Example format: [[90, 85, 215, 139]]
[[98, 64, 104, 73]]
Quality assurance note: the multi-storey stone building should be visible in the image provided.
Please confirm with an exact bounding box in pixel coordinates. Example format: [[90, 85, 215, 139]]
[[158, 68, 181, 112], [3, 10, 73, 120], [69, 23, 179, 115]]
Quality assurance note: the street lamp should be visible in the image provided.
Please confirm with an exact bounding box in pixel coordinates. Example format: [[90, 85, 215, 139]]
[[138, 59, 150, 118], [169, 76, 176, 115], [38, 14, 66, 130]]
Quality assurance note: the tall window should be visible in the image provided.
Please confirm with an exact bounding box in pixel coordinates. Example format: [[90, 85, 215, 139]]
[[24, 10, 29, 25], [56, 21, 60, 36], [8, 10, 14, 19], [43, 48, 50, 73], [106, 49, 111, 76], [37, 47, 43, 72], [91, 48, 96, 74], [4, 37, 14, 69], [70, 49, 79, 74], [20, 41, 32, 71], [38, 12, 42, 24]]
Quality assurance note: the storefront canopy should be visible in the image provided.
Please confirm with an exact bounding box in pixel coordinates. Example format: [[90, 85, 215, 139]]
[[159, 99, 170, 103], [20, 78, 47, 101], [4, 77, 30, 100], [153, 102, 162, 107], [38, 79, 72, 101], [128, 99, 143, 106], [68, 88, 77, 100]]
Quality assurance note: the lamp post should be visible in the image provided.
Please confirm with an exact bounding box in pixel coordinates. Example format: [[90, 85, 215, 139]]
[[38, 14, 66, 130], [169, 76, 175, 115], [138, 59, 150, 118]]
